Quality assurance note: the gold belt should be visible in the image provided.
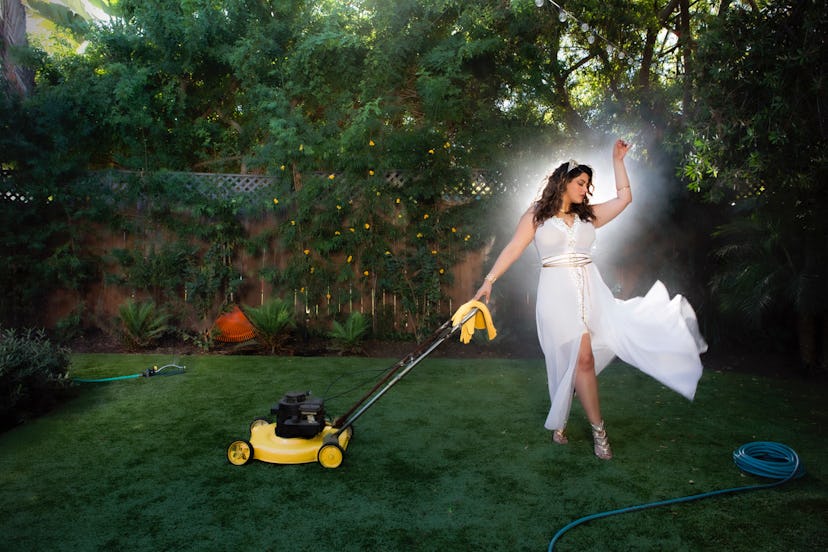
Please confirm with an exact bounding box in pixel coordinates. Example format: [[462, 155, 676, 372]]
[[542, 253, 592, 268], [541, 253, 592, 330]]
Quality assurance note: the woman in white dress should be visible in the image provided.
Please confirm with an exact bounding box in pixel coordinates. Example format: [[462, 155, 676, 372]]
[[473, 139, 706, 460]]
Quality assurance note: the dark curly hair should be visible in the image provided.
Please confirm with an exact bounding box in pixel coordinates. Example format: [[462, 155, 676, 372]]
[[533, 161, 595, 226]]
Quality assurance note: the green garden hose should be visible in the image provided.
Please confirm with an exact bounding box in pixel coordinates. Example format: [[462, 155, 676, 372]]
[[73, 363, 186, 383], [548, 441, 803, 551]]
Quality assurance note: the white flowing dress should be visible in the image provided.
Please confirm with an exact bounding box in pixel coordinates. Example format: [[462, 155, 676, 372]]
[[534, 216, 707, 431]]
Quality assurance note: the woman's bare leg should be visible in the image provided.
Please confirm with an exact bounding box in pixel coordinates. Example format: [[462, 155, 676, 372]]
[[573, 332, 603, 426], [574, 332, 612, 459]]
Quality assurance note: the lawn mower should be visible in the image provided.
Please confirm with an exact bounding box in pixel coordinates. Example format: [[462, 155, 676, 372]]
[[226, 301, 494, 468]]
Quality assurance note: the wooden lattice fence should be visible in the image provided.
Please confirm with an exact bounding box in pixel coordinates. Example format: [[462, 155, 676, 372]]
[[94, 168, 501, 204]]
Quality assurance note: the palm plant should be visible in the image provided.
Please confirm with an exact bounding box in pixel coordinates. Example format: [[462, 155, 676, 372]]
[[116, 299, 170, 350], [242, 298, 295, 354], [710, 208, 827, 373], [328, 311, 370, 355]]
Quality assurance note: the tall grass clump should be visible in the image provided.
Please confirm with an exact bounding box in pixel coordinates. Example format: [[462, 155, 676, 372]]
[[0, 328, 71, 430], [242, 298, 295, 354]]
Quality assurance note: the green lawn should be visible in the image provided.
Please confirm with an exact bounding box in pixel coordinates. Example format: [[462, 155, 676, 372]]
[[1, 354, 826, 551]]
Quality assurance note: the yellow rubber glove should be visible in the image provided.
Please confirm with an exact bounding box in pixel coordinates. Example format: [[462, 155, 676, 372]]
[[451, 300, 497, 344]]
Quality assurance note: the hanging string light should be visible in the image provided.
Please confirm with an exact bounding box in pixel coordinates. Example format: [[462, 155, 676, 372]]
[[534, 0, 628, 60]]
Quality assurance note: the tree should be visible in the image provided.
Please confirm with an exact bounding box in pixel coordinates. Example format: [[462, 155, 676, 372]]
[[682, 0, 828, 372], [5, 0, 810, 358]]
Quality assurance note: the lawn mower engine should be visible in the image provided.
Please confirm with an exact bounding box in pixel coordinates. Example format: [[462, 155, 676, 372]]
[[271, 391, 326, 438]]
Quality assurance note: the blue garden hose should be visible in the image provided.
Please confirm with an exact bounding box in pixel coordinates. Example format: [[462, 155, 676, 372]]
[[548, 441, 803, 551], [73, 363, 186, 383]]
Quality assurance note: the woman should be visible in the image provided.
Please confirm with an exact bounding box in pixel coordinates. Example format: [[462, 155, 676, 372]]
[[473, 139, 706, 460]]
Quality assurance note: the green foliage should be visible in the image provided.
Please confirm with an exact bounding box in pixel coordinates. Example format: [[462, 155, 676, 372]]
[[7, 0, 813, 355], [116, 299, 170, 350], [0, 328, 71, 430], [52, 305, 85, 345], [682, 0, 828, 359], [683, 0, 826, 204], [242, 298, 296, 354], [109, 241, 197, 304], [329, 311, 371, 354]]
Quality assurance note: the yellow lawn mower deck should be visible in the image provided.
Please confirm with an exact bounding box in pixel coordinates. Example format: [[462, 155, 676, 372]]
[[228, 416, 353, 469]]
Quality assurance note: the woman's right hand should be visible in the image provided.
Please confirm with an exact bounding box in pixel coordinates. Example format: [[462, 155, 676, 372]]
[[472, 280, 493, 304]]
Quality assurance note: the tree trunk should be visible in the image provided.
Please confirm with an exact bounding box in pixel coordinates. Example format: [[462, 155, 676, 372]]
[[678, 0, 693, 116], [1, 0, 35, 97]]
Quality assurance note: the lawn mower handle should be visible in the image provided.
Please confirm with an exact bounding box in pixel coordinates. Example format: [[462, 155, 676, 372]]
[[331, 308, 479, 434]]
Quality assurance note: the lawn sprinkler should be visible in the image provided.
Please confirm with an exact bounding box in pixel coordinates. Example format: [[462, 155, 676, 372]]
[[73, 363, 186, 383], [226, 301, 495, 468]]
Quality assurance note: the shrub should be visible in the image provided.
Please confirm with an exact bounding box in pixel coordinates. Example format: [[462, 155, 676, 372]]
[[0, 328, 72, 430], [242, 298, 295, 354], [117, 299, 171, 350], [329, 311, 370, 355]]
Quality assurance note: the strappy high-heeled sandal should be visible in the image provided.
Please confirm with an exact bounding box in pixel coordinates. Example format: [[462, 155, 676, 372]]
[[590, 420, 612, 460], [552, 428, 568, 445]]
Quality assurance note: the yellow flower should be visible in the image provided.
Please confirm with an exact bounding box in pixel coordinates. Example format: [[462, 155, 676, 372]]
[[280, 165, 286, 171], [273, 198, 279, 205], [369, 139, 375, 147], [444, 142, 450, 148], [395, 197, 401, 204], [336, 204, 342, 210], [299, 144, 304, 151], [326, 293, 331, 300], [349, 227, 355, 233], [329, 174, 335, 180], [464, 234, 470, 241], [290, 220, 296, 226], [48, 195, 54, 202], [303, 249, 310, 255], [431, 250, 437, 255], [347, 255, 353, 263], [369, 169, 375, 176], [335, 230, 341, 236], [416, 232, 423, 239], [310, 267, 315, 274], [439, 268, 445, 274], [451, 227, 457, 233], [363, 270, 369, 276], [423, 213, 429, 220], [300, 287, 305, 293], [428, 149, 434, 154], [364, 223, 370, 230], [385, 250, 391, 256]]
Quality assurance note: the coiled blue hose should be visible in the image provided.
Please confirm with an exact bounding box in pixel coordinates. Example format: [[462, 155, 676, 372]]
[[548, 442, 803, 551]]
